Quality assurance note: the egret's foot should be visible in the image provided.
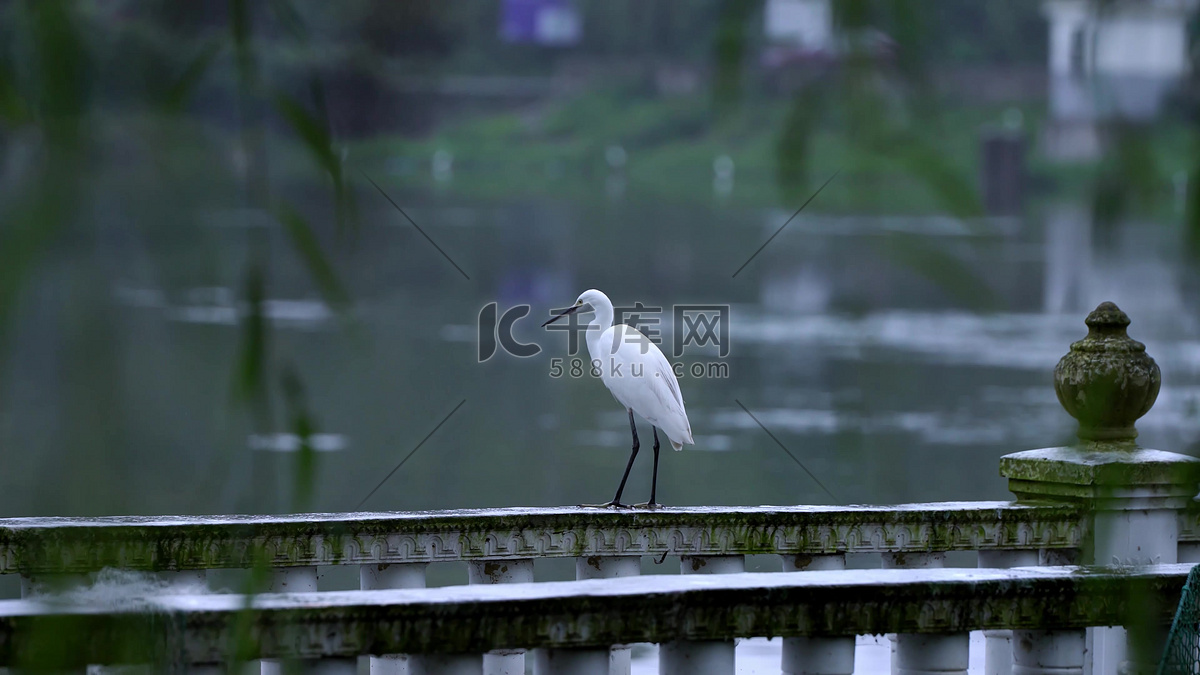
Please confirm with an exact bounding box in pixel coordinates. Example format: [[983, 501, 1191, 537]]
[[633, 501, 661, 509], [579, 501, 632, 509]]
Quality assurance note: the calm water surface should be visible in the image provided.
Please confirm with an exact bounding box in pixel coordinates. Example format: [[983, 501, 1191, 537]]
[[3, 199, 1199, 522]]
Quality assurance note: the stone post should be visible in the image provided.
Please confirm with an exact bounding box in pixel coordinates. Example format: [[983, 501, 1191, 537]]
[[1011, 630, 1086, 675], [409, 655, 484, 675], [362, 563, 428, 675], [571, 556, 640, 675], [781, 554, 854, 675], [882, 553, 961, 675], [659, 555, 744, 675], [304, 659, 358, 674], [894, 634, 969, 675], [978, 550, 1040, 675], [999, 302, 1200, 675], [468, 560, 534, 675], [531, 649, 611, 675], [262, 567, 320, 675]]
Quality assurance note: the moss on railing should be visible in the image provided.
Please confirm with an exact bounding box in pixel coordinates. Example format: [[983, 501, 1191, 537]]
[[0, 503, 1086, 575], [0, 564, 1187, 667]]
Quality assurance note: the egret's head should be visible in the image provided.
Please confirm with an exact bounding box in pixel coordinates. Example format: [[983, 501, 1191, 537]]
[[575, 289, 609, 312], [542, 289, 609, 327]]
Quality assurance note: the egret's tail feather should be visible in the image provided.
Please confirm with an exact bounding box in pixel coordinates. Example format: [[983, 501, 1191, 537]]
[[670, 425, 692, 451]]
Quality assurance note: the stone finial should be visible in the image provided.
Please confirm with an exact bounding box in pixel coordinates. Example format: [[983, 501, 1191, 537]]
[[1053, 301, 1159, 442]]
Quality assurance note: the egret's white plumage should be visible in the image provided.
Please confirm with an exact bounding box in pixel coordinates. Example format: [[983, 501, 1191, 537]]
[[544, 289, 693, 507], [579, 290, 693, 450]]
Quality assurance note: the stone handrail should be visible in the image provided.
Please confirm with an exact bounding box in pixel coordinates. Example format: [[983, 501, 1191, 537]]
[[0, 502, 1087, 575], [0, 564, 1188, 669]]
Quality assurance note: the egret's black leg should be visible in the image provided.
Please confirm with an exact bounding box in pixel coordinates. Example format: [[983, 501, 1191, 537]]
[[582, 409, 639, 508], [636, 428, 662, 509]]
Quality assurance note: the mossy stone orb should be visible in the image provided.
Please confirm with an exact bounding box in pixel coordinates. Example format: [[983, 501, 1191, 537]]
[[1054, 301, 1160, 442]]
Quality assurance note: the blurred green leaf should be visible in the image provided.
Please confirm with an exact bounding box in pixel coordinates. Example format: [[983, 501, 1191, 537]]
[[1185, 150, 1200, 261], [874, 233, 997, 308], [162, 39, 223, 114], [832, 0, 872, 30], [274, 202, 350, 311], [233, 262, 271, 424], [776, 86, 827, 203], [28, 0, 87, 122], [273, 90, 356, 231], [0, 59, 30, 126], [281, 363, 317, 511], [890, 133, 982, 219], [886, 0, 928, 78], [273, 92, 337, 174], [227, 550, 274, 666], [711, 0, 756, 119], [269, 0, 310, 42], [229, 0, 255, 87], [0, 197, 67, 340], [1093, 123, 1159, 232]]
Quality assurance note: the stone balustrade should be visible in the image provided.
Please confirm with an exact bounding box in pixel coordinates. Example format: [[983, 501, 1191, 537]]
[[0, 564, 1190, 673], [0, 502, 1087, 577]]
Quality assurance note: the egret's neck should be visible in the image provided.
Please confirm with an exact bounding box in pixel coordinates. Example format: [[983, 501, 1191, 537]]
[[585, 298, 614, 360]]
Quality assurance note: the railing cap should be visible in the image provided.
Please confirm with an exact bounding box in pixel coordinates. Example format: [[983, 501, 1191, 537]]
[[0, 565, 1189, 666], [0, 502, 1085, 575]]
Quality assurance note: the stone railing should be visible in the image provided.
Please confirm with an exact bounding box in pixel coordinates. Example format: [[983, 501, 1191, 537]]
[[0, 502, 1087, 575], [0, 301, 1196, 675], [0, 564, 1192, 674]]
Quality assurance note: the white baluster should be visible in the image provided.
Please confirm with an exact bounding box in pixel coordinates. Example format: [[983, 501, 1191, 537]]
[[362, 563, 428, 674], [468, 560, 534, 675], [659, 555, 743, 675], [262, 567, 319, 675], [781, 554, 853, 675], [532, 648, 610, 675], [895, 634, 969, 675], [572, 556, 639, 675], [883, 553, 945, 675], [409, 654, 483, 675], [659, 640, 736, 675], [1177, 541, 1200, 563], [978, 550, 1039, 675], [1011, 630, 1085, 675], [305, 658, 358, 674]]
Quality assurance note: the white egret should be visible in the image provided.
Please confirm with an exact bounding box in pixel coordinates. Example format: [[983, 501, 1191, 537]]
[[543, 289, 693, 508]]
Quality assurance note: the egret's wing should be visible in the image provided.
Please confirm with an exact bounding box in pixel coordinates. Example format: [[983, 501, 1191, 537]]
[[602, 325, 692, 445], [650, 348, 684, 410], [625, 326, 689, 425]]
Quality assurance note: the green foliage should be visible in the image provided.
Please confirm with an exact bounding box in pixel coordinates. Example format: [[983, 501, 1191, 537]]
[[162, 39, 224, 114], [274, 202, 350, 311]]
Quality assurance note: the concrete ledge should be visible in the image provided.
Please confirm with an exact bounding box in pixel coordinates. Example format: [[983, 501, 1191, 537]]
[[0, 503, 1086, 574], [1001, 446, 1200, 488], [0, 565, 1188, 667]]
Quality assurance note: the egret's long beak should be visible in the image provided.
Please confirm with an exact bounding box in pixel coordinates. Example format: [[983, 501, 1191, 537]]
[[542, 304, 579, 327]]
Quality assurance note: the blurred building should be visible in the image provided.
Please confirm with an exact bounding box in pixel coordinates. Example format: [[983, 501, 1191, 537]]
[[500, 0, 582, 46], [760, 0, 895, 86], [1043, 0, 1198, 159], [764, 0, 834, 52]]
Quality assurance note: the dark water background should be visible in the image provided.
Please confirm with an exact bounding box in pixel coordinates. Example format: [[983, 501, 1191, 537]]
[[4, 198, 1197, 522]]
